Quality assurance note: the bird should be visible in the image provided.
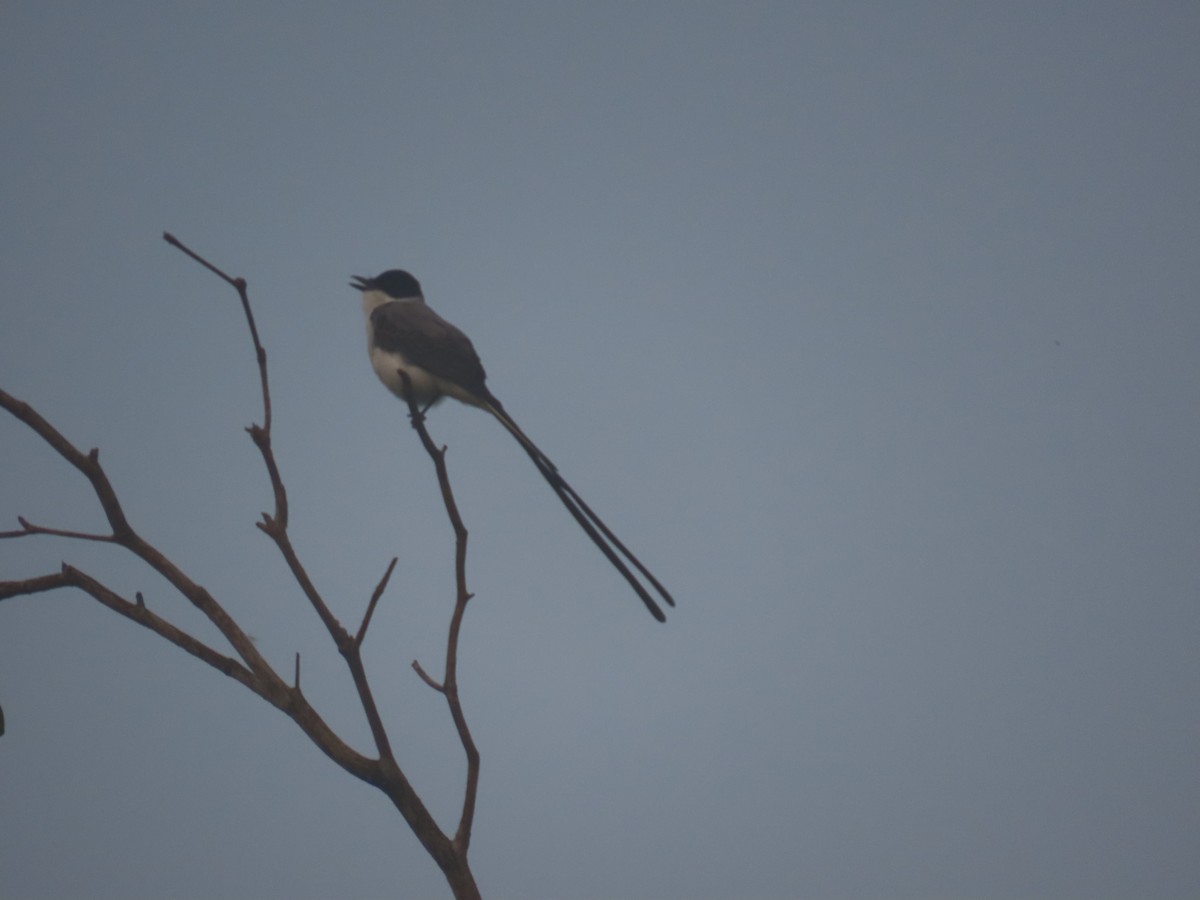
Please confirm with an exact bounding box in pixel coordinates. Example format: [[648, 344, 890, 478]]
[[351, 269, 675, 622]]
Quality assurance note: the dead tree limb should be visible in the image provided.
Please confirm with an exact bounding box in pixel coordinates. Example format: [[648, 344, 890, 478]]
[[0, 235, 483, 900]]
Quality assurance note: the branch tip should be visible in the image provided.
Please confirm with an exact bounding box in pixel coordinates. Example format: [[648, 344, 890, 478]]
[[356, 556, 398, 647], [412, 660, 445, 693]]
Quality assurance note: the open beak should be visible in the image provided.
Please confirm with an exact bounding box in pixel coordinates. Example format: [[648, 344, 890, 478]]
[[349, 275, 370, 292]]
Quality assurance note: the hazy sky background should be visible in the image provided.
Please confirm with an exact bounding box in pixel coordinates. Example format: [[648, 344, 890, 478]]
[[2, 3, 1198, 898]]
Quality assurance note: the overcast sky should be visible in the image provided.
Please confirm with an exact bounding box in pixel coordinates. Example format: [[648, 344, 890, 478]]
[[2, 3, 1198, 899]]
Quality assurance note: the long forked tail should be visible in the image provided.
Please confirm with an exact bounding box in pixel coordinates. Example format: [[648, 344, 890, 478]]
[[480, 398, 675, 622]]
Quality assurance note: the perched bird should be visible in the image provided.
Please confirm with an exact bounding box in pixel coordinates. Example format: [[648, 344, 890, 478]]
[[352, 269, 674, 621]]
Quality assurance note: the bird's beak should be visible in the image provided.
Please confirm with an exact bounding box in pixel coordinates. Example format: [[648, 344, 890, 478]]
[[349, 275, 369, 292]]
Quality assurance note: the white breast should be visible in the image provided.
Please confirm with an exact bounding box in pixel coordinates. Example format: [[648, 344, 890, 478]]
[[361, 291, 443, 404], [368, 341, 443, 404]]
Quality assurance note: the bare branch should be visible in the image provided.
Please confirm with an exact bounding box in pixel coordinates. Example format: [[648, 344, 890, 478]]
[[163, 233, 277, 502], [8, 515, 114, 543], [357, 557, 398, 647], [3, 240, 487, 898], [0, 388, 275, 681], [65, 565, 259, 689], [163, 236, 402, 769], [0, 565, 255, 690], [162, 232, 241, 289], [256, 512, 346, 640], [247, 424, 288, 528], [162, 232, 269, 430], [398, 372, 481, 856], [0, 391, 135, 540], [412, 659, 445, 693], [0, 571, 73, 601], [1, 384, 388, 812]]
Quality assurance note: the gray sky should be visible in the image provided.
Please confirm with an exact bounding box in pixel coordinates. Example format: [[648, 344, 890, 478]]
[[2, 3, 1198, 898]]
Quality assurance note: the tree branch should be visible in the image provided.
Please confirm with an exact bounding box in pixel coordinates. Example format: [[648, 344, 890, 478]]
[[162, 235, 404, 762], [160, 237, 477, 895], [356, 557, 398, 647], [0, 392, 135, 540], [163, 232, 273, 435], [0, 387, 274, 681], [65, 565, 259, 689], [399, 375, 481, 856], [0, 571, 74, 601], [3, 516, 114, 543], [2, 237, 484, 899]]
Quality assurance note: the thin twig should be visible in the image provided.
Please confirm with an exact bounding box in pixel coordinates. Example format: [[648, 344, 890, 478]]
[[412, 660, 445, 692], [163, 232, 271, 432], [357, 557, 398, 647], [9, 516, 115, 543]]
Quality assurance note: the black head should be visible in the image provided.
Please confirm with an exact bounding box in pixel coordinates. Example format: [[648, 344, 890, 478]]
[[349, 269, 423, 298]]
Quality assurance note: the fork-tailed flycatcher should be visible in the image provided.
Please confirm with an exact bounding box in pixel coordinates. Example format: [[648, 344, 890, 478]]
[[351, 270, 675, 622]]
